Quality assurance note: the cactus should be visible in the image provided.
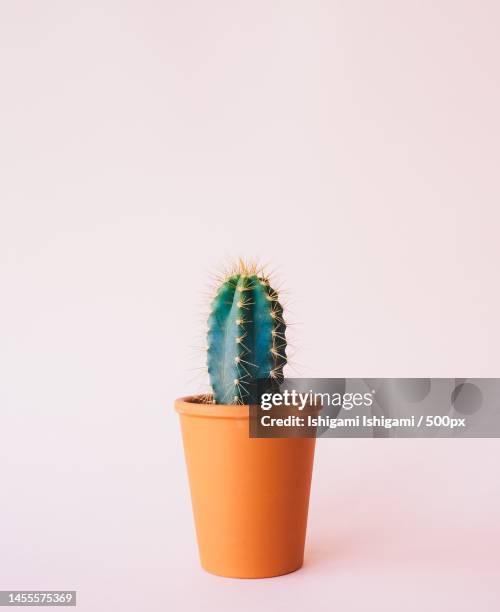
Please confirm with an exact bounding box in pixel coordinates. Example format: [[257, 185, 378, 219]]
[[207, 261, 287, 404]]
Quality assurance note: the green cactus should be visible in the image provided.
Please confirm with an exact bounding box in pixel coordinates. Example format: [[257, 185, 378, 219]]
[[207, 262, 287, 404]]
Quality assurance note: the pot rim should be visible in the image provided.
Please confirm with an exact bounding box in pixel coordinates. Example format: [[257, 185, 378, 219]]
[[175, 395, 323, 420], [175, 395, 250, 419]]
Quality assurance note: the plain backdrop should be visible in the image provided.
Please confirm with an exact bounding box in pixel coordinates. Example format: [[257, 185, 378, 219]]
[[1, 2, 499, 611]]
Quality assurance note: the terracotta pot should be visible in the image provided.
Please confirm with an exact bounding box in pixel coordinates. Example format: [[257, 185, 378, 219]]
[[175, 396, 316, 579]]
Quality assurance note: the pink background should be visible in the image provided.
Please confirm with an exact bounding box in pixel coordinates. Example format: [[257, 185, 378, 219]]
[[1, 1, 499, 610]]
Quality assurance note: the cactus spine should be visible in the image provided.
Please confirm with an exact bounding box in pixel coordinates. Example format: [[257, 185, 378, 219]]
[[207, 262, 287, 404]]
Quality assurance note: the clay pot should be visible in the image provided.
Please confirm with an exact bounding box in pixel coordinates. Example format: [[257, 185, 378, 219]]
[[175, 396, 316, 578]]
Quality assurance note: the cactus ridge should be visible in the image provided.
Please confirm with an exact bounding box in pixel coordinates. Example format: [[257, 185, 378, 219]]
[[207, 270, 286, 404]]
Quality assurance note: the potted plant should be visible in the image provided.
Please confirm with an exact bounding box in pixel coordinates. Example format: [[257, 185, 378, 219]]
[[175, 261, 316, 578]]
